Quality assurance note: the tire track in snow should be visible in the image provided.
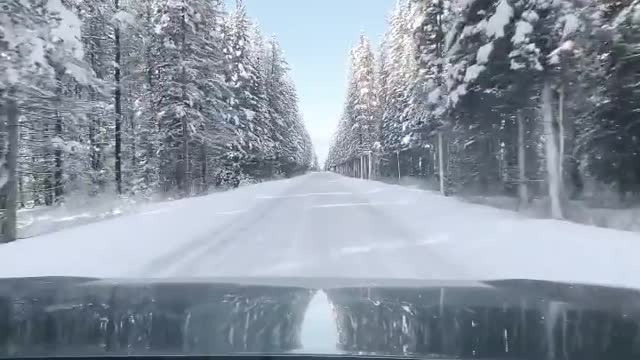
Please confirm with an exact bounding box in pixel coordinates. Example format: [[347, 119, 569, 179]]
[[136, 176, 313, 277], [146, 175, 322, 277], [331, 177, 471, 279]]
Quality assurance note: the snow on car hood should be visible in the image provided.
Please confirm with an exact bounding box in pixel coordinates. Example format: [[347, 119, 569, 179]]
[[1, 277, 640, 360]]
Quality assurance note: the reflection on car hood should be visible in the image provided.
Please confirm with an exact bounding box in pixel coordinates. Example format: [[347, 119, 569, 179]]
[[1, 277, 640, 360]]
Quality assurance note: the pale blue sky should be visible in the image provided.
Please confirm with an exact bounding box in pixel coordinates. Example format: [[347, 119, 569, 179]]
[[227, 0, 394, 164]]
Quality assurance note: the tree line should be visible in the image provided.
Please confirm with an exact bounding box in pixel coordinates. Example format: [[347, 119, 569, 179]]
[[327, 0, 640, 219], [0, 0, 316, 241]]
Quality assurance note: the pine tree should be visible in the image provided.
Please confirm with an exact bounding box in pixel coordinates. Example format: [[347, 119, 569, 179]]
[[584, 0, 640, 199], [1, 0, 98, 239], [2, 0, 314, 240], [378, 3, 412, 177], [350, 35, 378, 178], [223, 2, 262, 179], [126, 0, 163, 196], [153, 0, 233, 195]]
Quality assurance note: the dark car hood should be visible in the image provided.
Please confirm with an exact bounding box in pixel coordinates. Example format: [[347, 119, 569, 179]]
[[1, 277, 640, 360]]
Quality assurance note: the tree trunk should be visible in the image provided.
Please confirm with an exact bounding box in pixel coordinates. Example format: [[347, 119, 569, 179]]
[[365, 154, 369, 179], [89, 112, 98, 170], [396, 150, 401, 181], [88, 35, 103, 194], [368, 152, 373, 180], [201, 143, 207, 193], [179, 5, 190, 196], [114, 0, 123, 194], [363, 154, 367, 179], [54, 69, 64, 202], [433, 144, 437, 176], [3, 91, 18, 242], [542, 80, 563, 219], [438, 132, 446, 196], [355, 158, 358, 178], [18, 174, 23, 208], [353, 158, 356, 178], [517, 111, 528, 206], [181, 116, 189, 194], [557, 85, 565, 197]]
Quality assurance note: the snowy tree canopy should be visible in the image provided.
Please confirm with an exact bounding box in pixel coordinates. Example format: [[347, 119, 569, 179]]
[[328, 0, 640, 215], [0, 0, 315, 226]]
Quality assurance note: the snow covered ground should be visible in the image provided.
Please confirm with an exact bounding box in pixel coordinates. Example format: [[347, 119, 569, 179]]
[[17, 181, 266, 238], [17, 196, 140, 238], [382, 176, 640, 232], [1, 172, 640, 290]]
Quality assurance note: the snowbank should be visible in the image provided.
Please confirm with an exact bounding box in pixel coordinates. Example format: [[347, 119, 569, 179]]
[[381, 176, 640, 233], [17, 178, 285, 238], [344, 176, 640, 289], [18, 196, 142, 238], [0, 178, 297, 278]]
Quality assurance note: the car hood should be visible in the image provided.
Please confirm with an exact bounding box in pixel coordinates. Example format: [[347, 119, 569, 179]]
[[1, 277, 640, 360]]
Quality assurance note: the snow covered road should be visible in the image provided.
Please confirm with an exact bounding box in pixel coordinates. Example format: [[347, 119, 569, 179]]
[[139, 172, 466, 279], [2, 172, 640, 289]]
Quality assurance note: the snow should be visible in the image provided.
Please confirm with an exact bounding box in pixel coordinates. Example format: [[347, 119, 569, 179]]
[[65, 63, 91, 85], [154, 23, 164, 35], [460, 193, 640, 233], [554, 40, 576, 53], [46, 0, 84, 59], [412, 13, 426, 32], [244, 109, 256, 121], [5, 68, 18, 85], [17, 195, 150, 238], [0, 169, 8, 190], [0, 16, 14, 46], [257, 192, 351, 199], [428, 88, 441, 104], [444, 22, 460, 52], [1, 10, 44, 83], [522, 9, 539, 23], [29, 37, 46, 67], [463, 64, 485, 82], [2, 173, 640, 290], [562, 14, 580, 38], [449, 84, 467, 105], [112, 11, 136, 29], [549, 40, 576, 64], [51, 136, 64, 149], [510, 60, 523, 70], [238, 63, 250, 79], [0, 178, 299, 278], [485, 0, 513, 38], [476, 43, 493, 64], [512, 20, 533, 45]]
